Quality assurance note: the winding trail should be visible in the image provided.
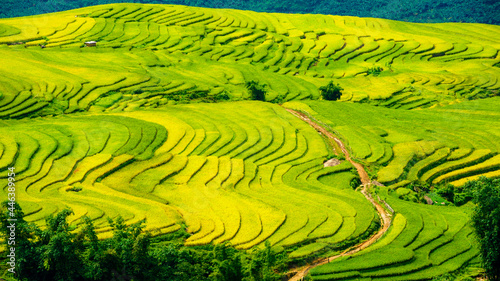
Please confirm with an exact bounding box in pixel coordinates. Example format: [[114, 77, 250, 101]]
[[285, 109, 392, 281]]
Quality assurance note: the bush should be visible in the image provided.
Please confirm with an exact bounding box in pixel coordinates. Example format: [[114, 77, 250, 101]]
[[66, 185, 83, 192], [271, 94, 285, 104], [436, 183, 473, 206], [367, 66, 383, 76], [319, 81, 343, 101], [246, 80, 267, 101], [350, 176, 361, 189], [214, 91, 230, 101]]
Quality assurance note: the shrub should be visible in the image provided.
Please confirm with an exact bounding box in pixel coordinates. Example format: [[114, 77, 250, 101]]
[[246, 80, 267, 101], [436, 183, 473, 206], [187, 90, 208, 100], [319, 81, 343, 101], [367, 66, 383, 76], [271, 94, 285, 104], [212, 91, 231, 102], [350, 176, 361, 189], [66, 185, 83, 192]]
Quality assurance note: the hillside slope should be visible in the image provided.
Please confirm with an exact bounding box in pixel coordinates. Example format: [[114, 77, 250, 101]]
[[0, 5, 498, 280], [282, 98, 500, 280], [0, 3, 499, 118], [0, 101, 377, 254], [285, 98, 500, 188]]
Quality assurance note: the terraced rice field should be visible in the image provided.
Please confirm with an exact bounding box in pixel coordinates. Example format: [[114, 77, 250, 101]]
[[309, 187, 480, 280], [282, 99, 497, 279], [0, 3, 499, 280], [0, 3, 498, 118], [286, 98, 500, 188], [0, 102, 377, 254]]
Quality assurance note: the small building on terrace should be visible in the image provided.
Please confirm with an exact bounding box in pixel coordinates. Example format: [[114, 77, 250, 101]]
[[84, 41, 97, 47]]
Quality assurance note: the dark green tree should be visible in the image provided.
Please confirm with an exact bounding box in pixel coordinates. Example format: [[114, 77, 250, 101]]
[[470, 177, 500, 281], [436, 183, 474, 206], [210, 242, 243, 281], [245, 81, 267, 101], [0, 201, 43, 281], [98, 216, 154, 281], [245, 241, 286, 281], [42, 208, 85, 281], [319, 81, 343, 101]]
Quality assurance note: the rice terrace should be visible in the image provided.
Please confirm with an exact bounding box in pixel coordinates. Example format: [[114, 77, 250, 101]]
[[0, 2, 499, 281]]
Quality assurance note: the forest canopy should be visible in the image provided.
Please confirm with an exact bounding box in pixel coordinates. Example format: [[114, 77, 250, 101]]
[[0, 0, 498, 24]]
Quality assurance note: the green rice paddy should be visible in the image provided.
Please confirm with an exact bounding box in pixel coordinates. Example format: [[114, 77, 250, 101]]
[[283, 98, 499, 279], [286, 98, 500, 188], [0, 102, 376, 254], [0, 3, 498, 117], [0, 3, 499, 280]]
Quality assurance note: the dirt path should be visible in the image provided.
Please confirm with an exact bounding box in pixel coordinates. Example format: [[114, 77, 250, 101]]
[[285, 109, 392, 281]]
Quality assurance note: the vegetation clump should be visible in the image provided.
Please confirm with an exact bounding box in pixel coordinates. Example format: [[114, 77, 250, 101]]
[[319, 81, 343, 101], [435, 183, 474, 206], [246, 81, 267, 101], [367, 66, 383, 76], [165, 90, 231, 104], [65, 185, 83, 192]]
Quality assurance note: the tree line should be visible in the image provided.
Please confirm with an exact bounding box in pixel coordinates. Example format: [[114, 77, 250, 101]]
[[0, 203, 287, 281], [0, 0, 497, 25]]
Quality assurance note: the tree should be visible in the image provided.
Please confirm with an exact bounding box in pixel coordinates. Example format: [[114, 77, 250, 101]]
[[470, 177, 500, 281], [99, 216, 155, 281], [245, 81, 267, 101], [319, 81, 343, 101], [244, 241, 286, 281], [42, 208, 85, 281], [0, 203, 154, 281], [210, 242, 243, 281], [0, 201, 43, 281]]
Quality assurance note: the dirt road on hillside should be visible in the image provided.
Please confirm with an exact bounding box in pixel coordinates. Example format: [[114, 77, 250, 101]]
[[285, 109, 392, 281]]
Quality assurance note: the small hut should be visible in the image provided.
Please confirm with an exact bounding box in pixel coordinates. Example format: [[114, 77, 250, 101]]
[[84, 41, 97, 47]]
